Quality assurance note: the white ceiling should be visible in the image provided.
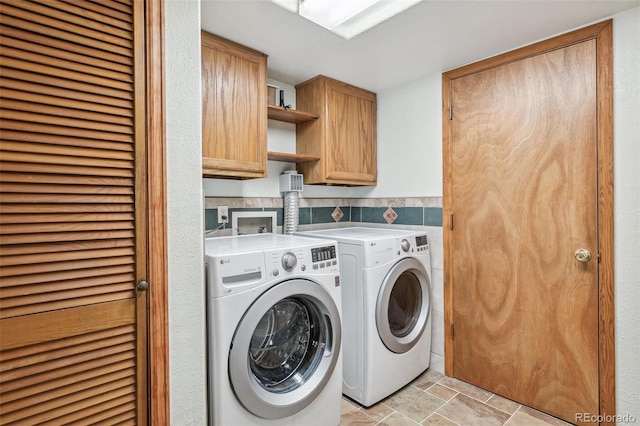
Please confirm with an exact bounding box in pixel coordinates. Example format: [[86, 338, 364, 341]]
[[201, 0, 639, 92]]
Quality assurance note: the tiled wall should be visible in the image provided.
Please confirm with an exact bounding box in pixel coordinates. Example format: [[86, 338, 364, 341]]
[[204, 196, 445, 373], [204, 197, 442, 231]]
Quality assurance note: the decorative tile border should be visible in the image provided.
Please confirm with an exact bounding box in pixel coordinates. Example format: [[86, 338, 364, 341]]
[[350, 197, 442, 208], [204, 197, 443, 231]]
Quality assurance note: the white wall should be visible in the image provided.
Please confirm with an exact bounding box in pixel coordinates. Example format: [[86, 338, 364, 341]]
[[165, 0, 207, 424], [363, 73, 443, 197], [612, 5, 640, 421]]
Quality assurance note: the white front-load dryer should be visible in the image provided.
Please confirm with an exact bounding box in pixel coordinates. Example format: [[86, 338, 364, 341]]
[[297, 227, 432, 406], [205, 234, 342, 425]]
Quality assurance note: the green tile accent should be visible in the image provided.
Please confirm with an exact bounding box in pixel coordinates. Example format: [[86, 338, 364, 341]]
[[361, 207, 387, 224], [299, 207, 311, 225], [351, 206, 362, 222], [204, 209, 218, 231], [424, 207, 443, 227], [339, 206, 351, 222], [392, 207, 424, 225], [311, 207, 345, 224]]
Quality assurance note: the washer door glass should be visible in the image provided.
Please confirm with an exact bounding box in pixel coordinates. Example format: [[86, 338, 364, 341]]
[[376, 258, 430, 353], [250, 297, 323, 393], [229, 279, 341, 420]]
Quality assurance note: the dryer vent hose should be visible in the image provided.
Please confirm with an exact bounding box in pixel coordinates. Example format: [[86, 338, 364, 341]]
[[283, 191, 299, 234]]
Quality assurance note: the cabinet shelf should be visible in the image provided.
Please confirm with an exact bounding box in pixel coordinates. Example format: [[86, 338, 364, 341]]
[[267, 151, 320, 163], [267, 105, 318, 124]]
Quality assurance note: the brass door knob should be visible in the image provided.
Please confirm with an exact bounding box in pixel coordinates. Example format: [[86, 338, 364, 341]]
[[574, 249, 592, 263]]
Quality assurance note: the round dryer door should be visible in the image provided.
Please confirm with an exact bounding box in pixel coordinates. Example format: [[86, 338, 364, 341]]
[[376, 258, 430, 354], [228, 279, 341, 420]]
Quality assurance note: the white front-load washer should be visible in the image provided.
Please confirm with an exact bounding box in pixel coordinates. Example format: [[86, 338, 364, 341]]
[[297, 227, 432, 406], [205, 234, 342, 426]]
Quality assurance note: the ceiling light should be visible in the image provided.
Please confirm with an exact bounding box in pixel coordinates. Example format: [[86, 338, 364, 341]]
[[271, 0, 423, 39]]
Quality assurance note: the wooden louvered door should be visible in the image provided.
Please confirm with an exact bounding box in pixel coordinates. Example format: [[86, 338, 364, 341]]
[[0, 0, 149, 424]]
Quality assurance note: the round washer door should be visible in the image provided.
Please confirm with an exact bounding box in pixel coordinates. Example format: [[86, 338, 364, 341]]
[[376, 258, 430, 354], [228, 279, 341, 420]]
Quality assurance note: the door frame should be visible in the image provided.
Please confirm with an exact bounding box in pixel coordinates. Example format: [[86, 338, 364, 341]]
[[442, 20, 614, 420], [145, 0, 170, 423]]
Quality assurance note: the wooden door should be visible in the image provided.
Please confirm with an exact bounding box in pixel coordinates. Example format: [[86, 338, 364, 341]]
[[443, 22, 614, 425], [201, 31, 267, 179], [0, 0, 150, 423]]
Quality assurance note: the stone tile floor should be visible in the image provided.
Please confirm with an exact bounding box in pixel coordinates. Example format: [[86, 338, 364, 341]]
[[340, 369, 573, 426]]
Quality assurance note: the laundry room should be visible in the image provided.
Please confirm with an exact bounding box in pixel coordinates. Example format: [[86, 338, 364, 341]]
[[3, 0, 640, 424], [171, 1, 640, 425]]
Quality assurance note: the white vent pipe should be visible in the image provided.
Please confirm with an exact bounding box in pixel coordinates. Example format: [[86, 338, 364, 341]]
[[279, 170, 304, 234]]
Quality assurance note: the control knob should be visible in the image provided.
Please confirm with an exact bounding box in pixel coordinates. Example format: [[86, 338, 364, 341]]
[[281, 252, 297, 271], [400, 239, 410, 252]]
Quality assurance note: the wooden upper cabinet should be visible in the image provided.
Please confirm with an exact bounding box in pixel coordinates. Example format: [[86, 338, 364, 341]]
[[296, 76, 377, 186], [201, 31, 267, 178]]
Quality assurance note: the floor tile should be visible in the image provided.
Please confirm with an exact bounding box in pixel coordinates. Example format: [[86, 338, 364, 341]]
[[426, 384, 458, 401], [413, 369, 445, 390], [342, 397, 360, 415], [437, 377, 493, 402], [383, 385, 446, 423], [506, 406, 573, 426], [436, 393, 511, 426], [422, 413, 459, 425], [361, 402, 395, 422], [378, 412, 422, 426], [485, 394, 521, 415], [339, 409, 378, 426]]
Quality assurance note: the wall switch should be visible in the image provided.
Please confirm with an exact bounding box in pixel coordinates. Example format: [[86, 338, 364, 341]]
[[218, 206, 228, 224]]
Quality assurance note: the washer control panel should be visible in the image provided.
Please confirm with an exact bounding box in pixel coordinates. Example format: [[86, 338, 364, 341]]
[[311, 245, 337, 271], [265, 243, 339, 278]]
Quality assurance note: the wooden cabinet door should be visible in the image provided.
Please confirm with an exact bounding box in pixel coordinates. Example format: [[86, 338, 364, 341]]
[[201, 32, 267, 179], [296, 76, 377, 186], [326, 80, 376, 184], [0, 0, 149, 423]]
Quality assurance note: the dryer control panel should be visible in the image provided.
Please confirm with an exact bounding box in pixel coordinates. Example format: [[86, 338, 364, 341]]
[[362, 233, 430, 267], [415, 234, 429, 252]]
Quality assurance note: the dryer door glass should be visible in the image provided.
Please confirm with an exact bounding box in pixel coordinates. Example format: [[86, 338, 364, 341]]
[[376, 258, 431, 353], [249, 297, 324, 393], [388, 272, 422, 337]]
